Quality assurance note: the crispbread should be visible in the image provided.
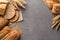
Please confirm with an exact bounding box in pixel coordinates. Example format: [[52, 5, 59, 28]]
[[9, 11, 19, 23], [4, 3, 16, 19]]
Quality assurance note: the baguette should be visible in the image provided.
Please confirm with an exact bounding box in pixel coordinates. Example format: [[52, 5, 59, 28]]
[[0, 26, 10, 39], [1, 30, 21, 40]]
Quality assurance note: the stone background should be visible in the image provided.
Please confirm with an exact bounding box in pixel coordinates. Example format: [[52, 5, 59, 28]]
[[17, 0, 60, 40]]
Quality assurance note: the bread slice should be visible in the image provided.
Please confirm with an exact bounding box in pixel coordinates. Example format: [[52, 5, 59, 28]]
[[4, 3, 16, 19], [0, 4, 7, 16], [1, 30, 21, 40], [9, 11, 19, 23], [0, 0, 8, 4], [17, 11, 23, 22]]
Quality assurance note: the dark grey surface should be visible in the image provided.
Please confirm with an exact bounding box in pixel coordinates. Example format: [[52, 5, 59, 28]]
[[17, 0, 60, 40]]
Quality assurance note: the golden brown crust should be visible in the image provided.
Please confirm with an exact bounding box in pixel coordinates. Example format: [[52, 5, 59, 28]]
[[52, 4, 60, 14], [1, 30, 21, 40], [44, 0, 58, 9], [0, 26, 10, 39], [0, 17, 8, 30]]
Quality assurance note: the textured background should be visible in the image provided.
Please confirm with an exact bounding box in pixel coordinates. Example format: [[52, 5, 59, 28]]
[[17, 0, 60, 40]]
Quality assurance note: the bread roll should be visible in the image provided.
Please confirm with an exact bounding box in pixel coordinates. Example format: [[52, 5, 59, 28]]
[[0, 4, 7, 16], [44, 0, 58, 9], [0, 17, 8, 30], [52, 4, 60, 14]]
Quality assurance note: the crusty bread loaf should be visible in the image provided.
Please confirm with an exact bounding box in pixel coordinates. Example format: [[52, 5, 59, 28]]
[[44, 0, 58, 9], [52, 4, 60, 14], [1, 30, 21, 40], [0, 17, 8, 30], [0, 4, 7, 16], [0, 26, 10, 39]]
